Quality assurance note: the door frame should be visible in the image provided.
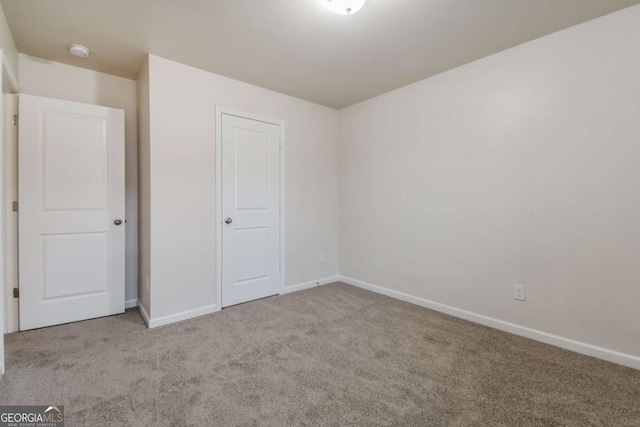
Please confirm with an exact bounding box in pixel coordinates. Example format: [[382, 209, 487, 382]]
[[215, 107, 286, 308], [3, 94, 18, 333]]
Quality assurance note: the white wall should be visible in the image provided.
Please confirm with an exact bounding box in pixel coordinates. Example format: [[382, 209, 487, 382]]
[[144, 55, 339, 321], [0, 6, 18, 90], [19, 54, 139, 304], [136, 58, 151, 316], [339, 5, 640, 358], [0, 49, 4, 374]]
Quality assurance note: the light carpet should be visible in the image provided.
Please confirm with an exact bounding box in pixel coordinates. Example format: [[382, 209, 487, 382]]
[[1, 283, 639, 426]]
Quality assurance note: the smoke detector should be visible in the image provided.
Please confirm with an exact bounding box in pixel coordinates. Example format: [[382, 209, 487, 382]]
[[68, 44, 90, 58]]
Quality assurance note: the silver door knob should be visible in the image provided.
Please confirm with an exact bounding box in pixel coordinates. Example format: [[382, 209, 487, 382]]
[[224, 217, 233, 224], [113, 219, 123, 226]]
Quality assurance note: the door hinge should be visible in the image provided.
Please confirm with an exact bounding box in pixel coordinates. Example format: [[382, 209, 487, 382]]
[[13, 114, 18, 126], [13, 288, 19, 298], [12, 201, 18, 212]]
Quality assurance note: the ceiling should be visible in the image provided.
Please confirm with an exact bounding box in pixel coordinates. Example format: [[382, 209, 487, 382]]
[[2, 0, 639, 109]]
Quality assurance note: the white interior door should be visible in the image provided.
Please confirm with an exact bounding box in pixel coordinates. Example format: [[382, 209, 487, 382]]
[[221, 113, 281, 308], [19, 94, 125, 330]]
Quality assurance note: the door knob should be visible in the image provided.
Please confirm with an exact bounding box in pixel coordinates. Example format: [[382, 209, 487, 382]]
[[113, 219, 123, 226], [224, 217, 233, 224]]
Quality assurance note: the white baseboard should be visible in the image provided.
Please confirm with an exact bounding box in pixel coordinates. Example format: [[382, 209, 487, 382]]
[[283, 275, 339, 294], [147, 304, 219, 328], [137, 301, 150, 327], [135, 276, 340, 329], [338, 275, 640, 371], [125, 299, 138, 309]]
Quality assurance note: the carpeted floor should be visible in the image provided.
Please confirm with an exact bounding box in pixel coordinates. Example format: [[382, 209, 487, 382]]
[[1, 282, 639, 426]]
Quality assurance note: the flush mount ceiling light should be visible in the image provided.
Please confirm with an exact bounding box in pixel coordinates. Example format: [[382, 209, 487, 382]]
[[68, 44, 90, 58], [326, 0, 367, 15]]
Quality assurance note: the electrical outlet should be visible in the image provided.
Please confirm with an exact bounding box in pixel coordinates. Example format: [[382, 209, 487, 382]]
[[513, 284, 526, 301], [319, 252, 326, 263]]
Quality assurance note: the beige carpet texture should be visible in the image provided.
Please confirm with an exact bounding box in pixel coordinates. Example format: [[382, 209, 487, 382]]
[[1, 283, 639, 426]]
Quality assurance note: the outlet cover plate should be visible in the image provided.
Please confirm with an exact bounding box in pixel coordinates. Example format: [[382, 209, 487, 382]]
[[514, 284, 526, 301]]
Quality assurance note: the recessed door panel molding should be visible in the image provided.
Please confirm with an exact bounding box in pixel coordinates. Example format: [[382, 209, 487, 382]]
[[234, 128, 270, 211], [43, 111, 108, 211], [234, 227, 270, 284], [220, 111, 283, 308], [42, 233, 108, 300], [19, 94, 125, 330]]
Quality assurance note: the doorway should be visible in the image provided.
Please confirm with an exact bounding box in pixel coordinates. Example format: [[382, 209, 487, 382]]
[[216, 109, 285, 308], [17, 94, 126, 330]]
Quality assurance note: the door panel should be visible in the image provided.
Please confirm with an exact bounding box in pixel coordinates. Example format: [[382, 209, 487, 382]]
[[235, 227, 270, 283], [221, 114, 281, 308], [43, 112, 108, 210], [234, 129, 270, 209], [19, 94, 125, 330], [43, 233, 108, 299]]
